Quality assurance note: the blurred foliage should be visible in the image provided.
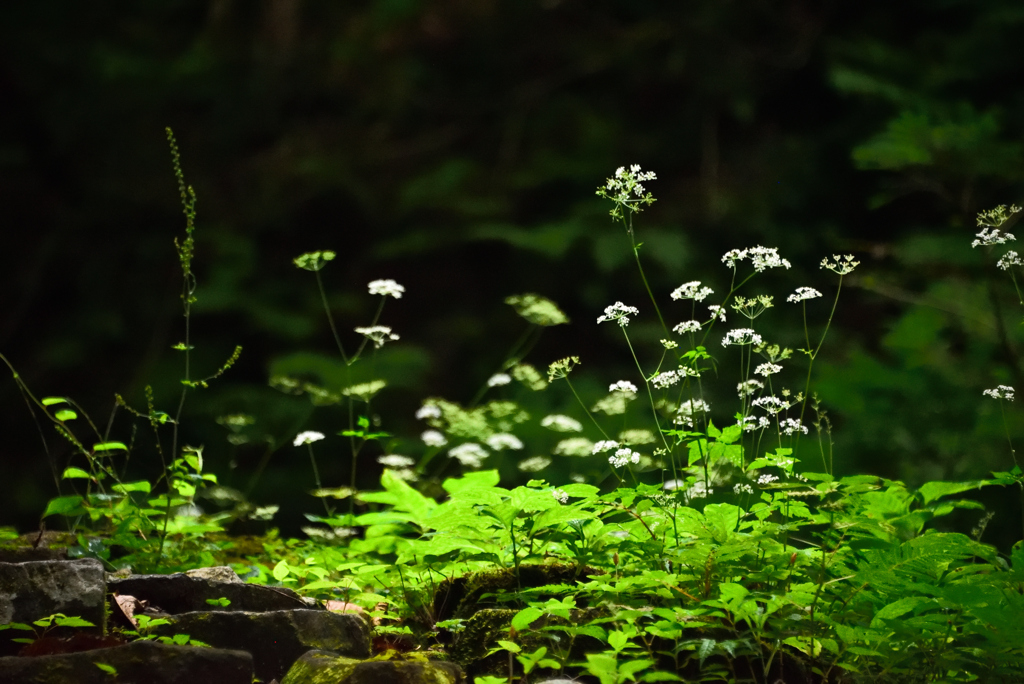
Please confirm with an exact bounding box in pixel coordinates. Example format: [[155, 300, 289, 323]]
[[2, 1, 1024, 548]]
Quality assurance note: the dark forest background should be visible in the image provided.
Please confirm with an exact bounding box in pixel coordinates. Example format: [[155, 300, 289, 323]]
[[3, 1, 1024, 544]]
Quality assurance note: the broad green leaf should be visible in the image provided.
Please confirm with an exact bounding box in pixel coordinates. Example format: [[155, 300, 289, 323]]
[[870, 596, 931, 627], [43, 495, 85, 517], [272, 560, 290, 581], [918, 479, 992, 505], [54, 409, 77, 421], [511, 607, 543, 632], [112, 481, 151, 494], [61, 467, 91, 480], [41, 397, 67, 406], [443, 469, 501, 494], [94, 663, 117, 675]]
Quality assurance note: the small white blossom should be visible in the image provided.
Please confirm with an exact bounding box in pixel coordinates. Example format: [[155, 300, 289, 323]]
[[449, 442, 489, 467], [541, 414, 584, 432], [685, 481, 713, 501], [416, 405, 442, 420], [733, 483, 754, 495], [757, 474, 779, 486], [737, 379, 764, 398], [674, 399, 711, 426], [650, 370, 681, 389], [673, 320, 702, 335], [378, 454, 415, 468], [597, 301, 639, 326], [708, 305, 727, 322], [660, 339, 679, 349], [487, 373, 512, 387], [609, 448, 641, 468], [354, 325, 399, 348], [554, 437, 594, 456], [678, 365, 701, 377], [367, 279, 405, 299], [739, 415, 771, 432], [293, 431, 325, 447], [973, 228, 1016, 248], [518, 456, 551, 472], [551, 488, 569, 504], [787, 287, 822, 303], [780, 418, 808, 435], [609, 380, 639, 394], [421, 430, 448, 447], [722, 328, 762, 347], [486, 433, 524, 451], [721, 249, 747, 268], [755, 363, 783, 377], [671, 281, 714, 302], [820, 254, 859, 275], [983, 385, 1015, 401], [723, 246, 791, 272], [753, 395, 789, 414], [592, 440, 620, 454], [998, 251, 1022, 270]]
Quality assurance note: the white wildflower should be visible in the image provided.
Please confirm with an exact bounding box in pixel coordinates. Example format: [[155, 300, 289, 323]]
[[973, 228, 1016, 248], [708, 305, 727, 322], [787, 287, 822, 303], [354, 325, 399, 348], [722, 328, 762, 347], [747, 246, 791, 272], [597, 301, 639, 327], [554, 437, 594, 457], [685, 481, 713, 501], [661, 339, 679, 349], [820, 254, 859, 275], [739, 415, 771, 432], [377, 454, 415, 468], [541, 414, 583, 433], [609, 380, 638, 394], [421, 430, 448, 447], [721, 249, 747, 268], [518, 456, 551, 472], [671, 281, 714, 302], [487, 373, 512, 387], [755, 363, 783, 377], [650, 371, 681, 389], [448, 442, 489, 467], [752, 395, 789, 414], [673, 320, 702, 335], [983, 385, 1015, 401], [293, 431, 325, 447], [780, 418, 808, 435], [998, 251, 1022, 270], [367, 279, 405, 299], [609, 448, 641, 468], [551, 488, 569, 504], [734, 483, 754, 495], [486, 433, 524, 451], [757, 474, 779, 486], [737, 379, 764, 398], [592, 440, 620, 454], [674, 399, 711, 426], [416, 404, 442, 420]]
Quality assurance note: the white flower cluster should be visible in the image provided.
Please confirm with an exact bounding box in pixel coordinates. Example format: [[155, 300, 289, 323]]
[[541, 414, 583, 432], [708, 305, 727, 322], [650, 370, 681, 389], [355, 325, 399, 348], [597, 301, 639, 326], [973, 228, 1016, 248], [998, 251, 1022, 270], [609, 448, 641, 468], [983, 385, 1015, 401], [674, 399, 710, 426], [752, 395, 789, 414], [415, 404, 441, 420], [780, 418, 808, 435], [671, 281, 714, 302], [367, 279, 405, 299], [551, 488, 569, 504], [685, 481, 713, 501], [737, 379, 764, 398], [378, 454, 415, 468], [486, 433, 524, 451], [739, 415, 771, 432], [554, 437, 594, 456], [487, 373, 512, 387], [605, 164, 657, 197], [787, 287, 822, 303], [755, 363, 783, 377], [449, 442, 488, 467], [591, 440, 620, 454], [757, 474, 779, 486], [293, 431, 325, 447], [722, 328, 763, 347], [733, 483, 754, 495], [673, 320, 702, 335], [518, 456, 551, 472], [820, 254, 859, 275], [421, 430, 447, 447], [609, 380, 638, 394], [660, 339, 679, 349], [722, 246, 791, 272]]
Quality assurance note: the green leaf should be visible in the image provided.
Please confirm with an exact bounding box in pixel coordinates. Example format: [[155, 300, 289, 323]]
[[511, 607, 543, 632], [54, 409, 77, 421], [918, 479, 992, 505], [870, 596, 932, 627], [54, 616, 95, 628], [41, 397, 67, 406], [43, 495, 85, 518], [272, 560, 290, 581], [92, 442, 128, 453], [61, 467, 91, 480], [94, 662, 117, 675], [112, 481, 151, 494]]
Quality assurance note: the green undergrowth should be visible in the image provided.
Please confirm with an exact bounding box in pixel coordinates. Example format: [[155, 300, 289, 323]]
[[2, 140, 1024, 683]]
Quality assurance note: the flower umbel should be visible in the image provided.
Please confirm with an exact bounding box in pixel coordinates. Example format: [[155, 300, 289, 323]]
[[367, 279, 405, 299], [355, 325, 399, 349], [984, 385, 1015, 401], [597, 301, 639, 327], [787, 287, 822, 303], [293, 431, 325, 447], [820, 255, 859, 275], [596, 164, 658, 220]]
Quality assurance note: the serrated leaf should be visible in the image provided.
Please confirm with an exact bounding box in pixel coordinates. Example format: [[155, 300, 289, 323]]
[[511, 607, 543, 632]]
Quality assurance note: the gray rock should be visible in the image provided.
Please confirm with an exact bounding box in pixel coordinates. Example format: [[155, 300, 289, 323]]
[[0, 548, 68, 563], [0, 559, 105, 655], [0, 639, 253, 684], [109, 572, 307, 613], [282, 649, 465, 684], [151, 609, 371, 683]]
